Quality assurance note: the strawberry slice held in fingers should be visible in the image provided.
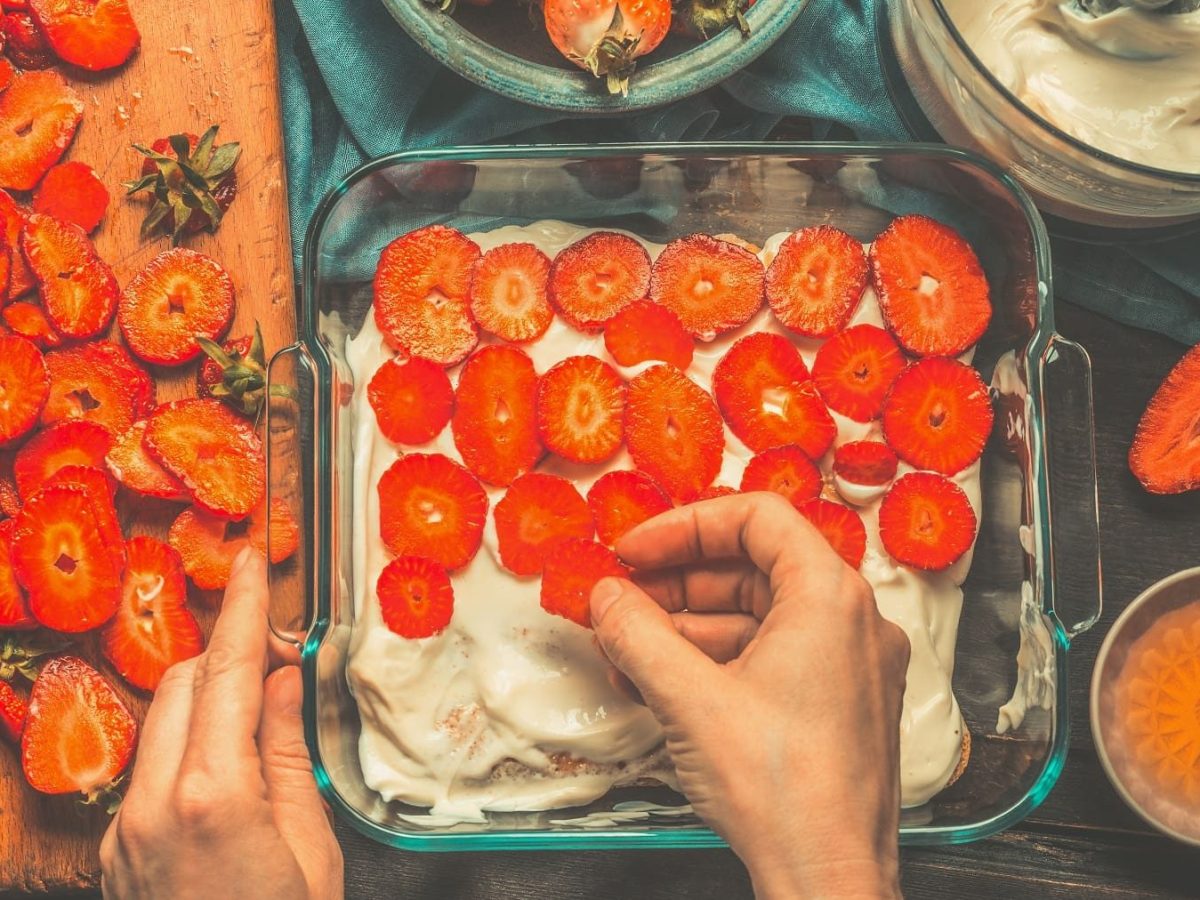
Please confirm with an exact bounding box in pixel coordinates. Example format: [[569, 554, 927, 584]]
[[602, 299, 693, 370], [740, 445, 823, 510], [650, 234, 764, 340], [1130, 343, 1200, 494], [1, 11, 54, 70], [587, 470, 672, 546], [28, 0, 140, 72], [693, 484, 737, 501], [376, 556, 455, 640], [42, 340, 152, 434], [0, 519, 36, 629], [469, 242, 554, 343], [812, 324, 906, 423], [378, 453, 488, 571], [105, 420, 188, 501], [22, 214, 118, 340], [540, 538, 630, 629], [247, 497, 300, 565], [833, 440, 899, 487], [882, 357, 993, 476], [451, 345, 542, 486], [493, 472, 593, 576], [0, 679, 27, 744], [765, 226, 868, 338], [0, 334, 49, 446], [536, 355, 626, 464], [367, 355, 454, 446], [0, 71, 84, 191], [2, 302, 62, 349], [797, 498, 867, 569], [879, 471, 977, 571], [548, 231, 650, 332], [167, 499, 293, 592], [32, 161, 109, 233], [13, 419, 112, 499]]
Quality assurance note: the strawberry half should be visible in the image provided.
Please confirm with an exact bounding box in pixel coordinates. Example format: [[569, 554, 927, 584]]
[[0, 191, 35, 300], [13, 419, 112, 499], [119, 248, 235, 366], [712, 332, 835, 459], [105, 420, 188, 501], [602, 299, 693, 370], [833, 440, 899, 486], [0, 71, 83, 191], [2, 302, 62, 349], [374, 225, 480, 366], [882, 357, 993, 476], [2, 12, 54, 70], [32, 161, 109, 233], [765, 226, 867, 338], [100, 537, 203, 692], [0, 518, 35, 629], [28, 0, 140, 71], [42, 340, 154, 435], [377, 453, 487, 571], [0, 334, 48, 445], [21, 655, 136, 796], [469, 242, 554, 343], [536, 355, 625, 464], [625, 364, 724, 501], [650, 234, 764, 340], [587, 470, 672, 546], [740, 445, 822, 509], [540, 537, 630, 628], [870, 215, 992, 358], [812, 324, 906, 423], [145, 399, 265, 519], [0, 679, 27, 743], [878, 471, 977, 571], [376, 556, 454, 640], [451, 345, 542, 486], [367, 355, 454, 446], [1130, 343, 1200, 494], [493, 472, 593, 576], [797, 498, 867, 569], [548, 231, 650, 332], [168, 499, 297, 591], [23, 213, 118, 340]]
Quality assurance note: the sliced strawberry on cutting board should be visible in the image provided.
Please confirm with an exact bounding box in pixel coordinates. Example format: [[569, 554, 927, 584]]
[[28, 0, 140, 71], [548, 231, 650, 332], [2, 302, 62, 349], [0, 334, 49, 445], [105, 419, 188, 501], [21, 655, 136, 796], [0, 230, 11, 301], [540, 537, 630, 629], [0, 191, 35, 300], [766, 226, 867, 338], [22, 213, 118, 340], [377, 453, 487, 571], [0, 679, 27, 744], [46, 464, 124, 572], [870, 214, 992, 358], [469, 241, 554, 343], [882, 357, 993, 476], [602, 298, 693, 370], [587, 469, 672, 546], [0, 70, 83, 191], [451, 345, 541, 486], [833, 440, 898, 486], [145, 399, 265, 519], [119, 247, 235, 366], [32, 161, 109, 233], [625, 364, 724, 501], [2, 12, 54, 69], [376, 556, 454, 640], [374, 224, 480, 366], [797, 498, 867, 569], [167, 498, 296, 592], [879, 471, 977, 571], [367, 355, 454, 446], [42, 340, 153, 434], [1130, 343, 1200, 494], [650, 234, 764, 340], [100, 537, 202, 692], [493, 472, 593, 576], [536, 355, 625, 464], [740, 445, 822, 509], [812, 324, 906, 423], [0, 518, 35, 629], [14, 419, 112, 499]]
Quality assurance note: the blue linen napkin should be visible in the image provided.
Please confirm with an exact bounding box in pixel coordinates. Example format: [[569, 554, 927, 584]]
[[275, 0, 1200, 344]]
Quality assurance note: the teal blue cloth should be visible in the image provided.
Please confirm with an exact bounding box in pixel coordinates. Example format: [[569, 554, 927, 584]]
[[276, 0, 1200, 344]]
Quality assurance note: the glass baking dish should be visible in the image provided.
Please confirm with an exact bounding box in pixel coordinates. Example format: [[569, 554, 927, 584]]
[[270, 143, 1103, 851]]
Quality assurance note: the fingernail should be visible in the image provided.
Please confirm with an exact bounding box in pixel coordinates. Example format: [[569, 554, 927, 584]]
[[231, 545, 256, 578], [591, 577, 624, 623]]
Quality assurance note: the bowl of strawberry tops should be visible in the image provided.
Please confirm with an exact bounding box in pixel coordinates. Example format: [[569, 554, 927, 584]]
[[384, 0, 810, 110]]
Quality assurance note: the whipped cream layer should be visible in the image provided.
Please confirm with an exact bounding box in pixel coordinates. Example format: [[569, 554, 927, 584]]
[[944, 0, 1200, 174], [347, 220, 980, 818]]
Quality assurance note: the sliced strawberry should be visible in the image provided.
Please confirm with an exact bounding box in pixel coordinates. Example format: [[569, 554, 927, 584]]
[[812, 324, 906, 423], [145, 399, 264, 519], [0, 57, 14, 93], [374, 225, 480, 366], [0, 230, 11, 301], [0, 679, 26, 743], [167, 498, 292, 591], [882, 357, 993, 476], [2, 13, 53, 70], [625, 364, 724, 501], [602, 299, 693, 370], [1130, 344, 1200, 494], [0, 334, 48, 445], [879, 471, 977, 571], [469, 242, 553, 343], [740, 445, 822, 509], [833, 441, 899, 486], [46, 464, 123, 570], [378, 453, 487, 571], [0, 518, 35, 628], [540, 537, 630, 629], [23, 213, 118, 340], [493, 472, 593, 576], [31, 161, 108, 232], [247, 496, 299, 565], [13, 419, 111, 499], [376, 556, 454, 640], [712, 332, 835, 459], [367, 355, 454, 446], [797, 498, 866, 569], [28, 0, 139, 71], [21, 655, 136, 795], [548, 231, 650, 332], [2, 302, 61, 348], [536, 355, 625, 464], [42, 341, 153, 435], [105, 419, 188, 501], [649, 234, 764, 340], [0, 191, 35, 299], [694, 484, 737, 501], [0, 451, 19, 518], [0, 71, 83, 191], [100, 537, 202, 692], [118, 248, 235, 366], [765, 226, 867, 338], [11, 483, 122, 631], [451, 345, 541, 486], [587, 470, 672, 546], [870, 215, 992, 357]]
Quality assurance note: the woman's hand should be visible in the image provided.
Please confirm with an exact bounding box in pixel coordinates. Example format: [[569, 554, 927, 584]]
[[100, 549, 343, 900], [590, 492, 910, 900]]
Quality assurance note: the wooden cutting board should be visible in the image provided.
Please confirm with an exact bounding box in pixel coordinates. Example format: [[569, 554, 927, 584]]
[[0, 0, 299, 891]]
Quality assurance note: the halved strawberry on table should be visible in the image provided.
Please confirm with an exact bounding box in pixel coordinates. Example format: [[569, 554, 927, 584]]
[[536, 355, 625, 464], [41, 340, 154, 434], [378, 453, 487, 572], [1130, 343, 1200, 495], [168, 498, 299, 591], [548, 231, 650, 333], [451, 345, 542, 486], [740, 445, 823, 510], [2, 302, 62, 349], [602, 299, 693, 370], [105, 419, 188, 501], [0, 70, 83, 191], [13, 419, 112, 499], [812, 324, 906, 423], [32, 161, 109, 233], [126, 126, 240, 242], [0, 334, 49, 446], [0, 679, 27, 744], [797, 498, 867, 569], [1, 13, 53, 70], [766, 226, 867, 338], [882, 357, 993, 476], [650, 234, 764, 340], [0, 519, 36, 629], [878, 471, 977, 571], [22, 213, 118, 340], [28, 0, 139, 71], [469, 242, 554, 343], [376, 556, 454, 640], [367, 355, 454, 446], [494, 472, 593, 577], [540, 537, 630, 628], [587, 469, 672, 546]]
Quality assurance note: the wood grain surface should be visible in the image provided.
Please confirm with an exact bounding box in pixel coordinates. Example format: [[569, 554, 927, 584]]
[[0, 0, 295, 892]]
